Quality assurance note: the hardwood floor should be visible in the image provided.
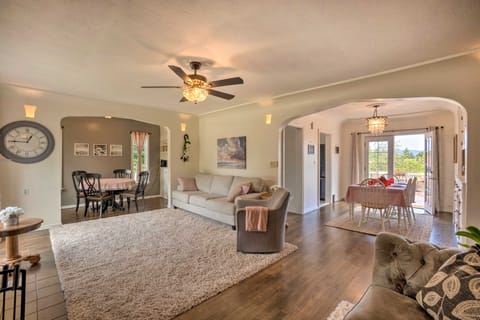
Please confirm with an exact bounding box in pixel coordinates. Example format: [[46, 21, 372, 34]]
[[0, 199, 456, 320]]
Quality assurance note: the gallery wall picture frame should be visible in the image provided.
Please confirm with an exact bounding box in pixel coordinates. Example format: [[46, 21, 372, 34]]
[[74, 143, 89, 156], [217, 136, 246, 169], [93, 144, 107, 156], [110, 144, 123, 157]]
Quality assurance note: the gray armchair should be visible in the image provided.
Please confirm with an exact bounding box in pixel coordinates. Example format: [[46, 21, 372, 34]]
[[235, 188, 290, 253]]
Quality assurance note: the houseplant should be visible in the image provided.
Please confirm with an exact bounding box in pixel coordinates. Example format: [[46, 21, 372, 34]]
[[455, 225, 480, 249], [0, 206, 24, 226]]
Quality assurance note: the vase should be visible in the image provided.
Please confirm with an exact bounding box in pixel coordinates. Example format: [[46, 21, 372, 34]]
[[3, 215, 19, 227]]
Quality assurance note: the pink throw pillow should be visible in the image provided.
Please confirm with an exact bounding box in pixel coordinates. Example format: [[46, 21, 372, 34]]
[[227, 183, 251, 202], [177, 177, 197, 191]]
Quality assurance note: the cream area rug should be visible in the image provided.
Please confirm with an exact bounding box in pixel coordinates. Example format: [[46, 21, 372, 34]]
[[326, 209, 433, 243], [326, 300, 354, 320], [50, 208, 297, 320]]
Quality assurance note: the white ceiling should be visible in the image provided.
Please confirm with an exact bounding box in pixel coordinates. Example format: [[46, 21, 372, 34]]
[[0, 0, 479, 117]]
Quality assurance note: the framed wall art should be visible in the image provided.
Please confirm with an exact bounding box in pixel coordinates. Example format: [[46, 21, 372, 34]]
[[93, 144, 107, 156], [110, 144, 123, 157], [74, 143, 89, 156], [217, 136, 246, 169]]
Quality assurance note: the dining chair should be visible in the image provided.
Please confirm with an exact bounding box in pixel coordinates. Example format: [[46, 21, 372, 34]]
[[120, 171, 149, 212], [113, 169, 132, 178], [357, 185, 391, 231], [71, 170, 87, 214], [80, 173, 113, 217], [360, 178, 385, 186]]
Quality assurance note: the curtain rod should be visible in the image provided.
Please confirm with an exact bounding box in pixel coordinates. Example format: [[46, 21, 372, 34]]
[[352, 126, 443, 135]]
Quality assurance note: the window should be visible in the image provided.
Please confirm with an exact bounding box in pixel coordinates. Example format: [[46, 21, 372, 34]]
[[131, 132, 149, 180]]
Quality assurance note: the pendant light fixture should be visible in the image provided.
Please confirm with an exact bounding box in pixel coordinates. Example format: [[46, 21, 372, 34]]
[[367, 104, 387, 135]]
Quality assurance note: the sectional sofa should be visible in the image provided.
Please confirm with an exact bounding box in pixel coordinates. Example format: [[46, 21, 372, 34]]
[[172, 173, 267, 227]]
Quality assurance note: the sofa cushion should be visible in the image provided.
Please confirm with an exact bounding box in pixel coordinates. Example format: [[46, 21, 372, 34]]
[[345, 285, 431, 320], [229, 176, 265, 194], [172, 190, 205, 203], [189, 193, 224, 207], [195, 174, 213, 192], [416, 248, 480, 320], [177, 177, 197, 191], [204, 197, 235, 215], [226, 183, 251, 202], [210, 175, 234, 196]]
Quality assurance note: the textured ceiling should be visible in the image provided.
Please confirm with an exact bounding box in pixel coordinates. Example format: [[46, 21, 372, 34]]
[[0, 0, 479, 116]]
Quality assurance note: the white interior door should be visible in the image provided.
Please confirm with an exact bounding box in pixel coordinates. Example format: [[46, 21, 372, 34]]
[[424, 131, 435, 214], [365, 136, 394, 179]]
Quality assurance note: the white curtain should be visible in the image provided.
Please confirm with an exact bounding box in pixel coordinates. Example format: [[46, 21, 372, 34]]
[[433, 126, 441, 214], [351, 132, 362, 184]]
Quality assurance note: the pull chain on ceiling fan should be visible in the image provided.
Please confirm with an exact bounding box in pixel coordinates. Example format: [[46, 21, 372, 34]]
[[141, 61, 244, 103]]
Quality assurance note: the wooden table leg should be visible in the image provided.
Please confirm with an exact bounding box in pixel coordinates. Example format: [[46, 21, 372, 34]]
[[5, 235, 21, 261]]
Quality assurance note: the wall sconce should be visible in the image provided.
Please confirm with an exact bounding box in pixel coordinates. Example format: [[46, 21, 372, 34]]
[[180, 123, 187, 132], [24, 105, 37, 118], [265, 114, 272, 125]]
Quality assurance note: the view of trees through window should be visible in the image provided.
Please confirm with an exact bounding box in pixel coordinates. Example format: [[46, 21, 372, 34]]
[[131, 135, 149, 179]]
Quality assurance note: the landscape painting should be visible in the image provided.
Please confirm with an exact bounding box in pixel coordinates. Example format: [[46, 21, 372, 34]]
[[217, 136, 246, 169]]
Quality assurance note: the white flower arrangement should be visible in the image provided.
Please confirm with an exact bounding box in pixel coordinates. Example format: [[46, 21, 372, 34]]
[[0, 206, 24, 222]]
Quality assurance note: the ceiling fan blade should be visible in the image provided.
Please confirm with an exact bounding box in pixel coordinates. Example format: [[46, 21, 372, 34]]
[[168, 65, 189, 81], [208, 89, 235, 100], [141, 86, 182, 88], [179, 97, 188, 102], [208, 77, 244, 88]]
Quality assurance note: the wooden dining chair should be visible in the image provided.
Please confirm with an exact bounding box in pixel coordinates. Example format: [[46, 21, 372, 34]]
[[113, 169, 132, 178], [80, 173, 113, 217], [71, 170, 87, 214], [120, 171, 149, 212]]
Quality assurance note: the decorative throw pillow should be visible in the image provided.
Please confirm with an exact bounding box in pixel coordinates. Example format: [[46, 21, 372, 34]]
[[226, 183, 251, 202], [177, 177, 197, 191], [416, 248, 480, 320]]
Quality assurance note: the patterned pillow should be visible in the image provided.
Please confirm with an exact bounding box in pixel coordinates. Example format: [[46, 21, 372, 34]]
[[416, 248, 480, 320], [177, 177, 197, 191]]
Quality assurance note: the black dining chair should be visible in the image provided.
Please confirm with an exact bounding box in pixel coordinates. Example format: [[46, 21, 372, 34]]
[[120, 171, 149, 212], [71, 170, 87, 214], [80, 173, 113, 217], [113, 169, 132, 178]]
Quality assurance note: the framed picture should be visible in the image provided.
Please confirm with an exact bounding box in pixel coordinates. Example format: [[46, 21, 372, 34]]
[[74, 143, 89, 156], [307, 144, 315, 154], [217, 136, 246, 169], [110, 144, 123, 157], [93, 144, 107, 156]]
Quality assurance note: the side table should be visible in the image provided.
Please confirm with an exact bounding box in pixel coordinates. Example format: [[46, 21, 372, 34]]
[[0, 217, 43, 266]]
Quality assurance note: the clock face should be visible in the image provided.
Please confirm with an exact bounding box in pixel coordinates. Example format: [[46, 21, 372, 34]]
[[0, 121, 55, 163]]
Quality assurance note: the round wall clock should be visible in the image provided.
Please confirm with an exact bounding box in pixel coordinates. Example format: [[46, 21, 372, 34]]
[[0, 121, 55, 163]]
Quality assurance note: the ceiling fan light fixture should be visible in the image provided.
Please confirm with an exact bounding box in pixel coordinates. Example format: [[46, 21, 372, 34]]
[[367, 104, 388, 135], [182, 78, 209, 103]]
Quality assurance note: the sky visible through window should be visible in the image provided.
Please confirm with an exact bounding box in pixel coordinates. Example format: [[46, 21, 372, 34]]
[[395, 134, 424, 152]]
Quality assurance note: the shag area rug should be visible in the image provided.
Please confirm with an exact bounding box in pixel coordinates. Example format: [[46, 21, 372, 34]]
[[325, 210, 434, 243], [50, 208, 297, 320], [326, 300, 354, 320]]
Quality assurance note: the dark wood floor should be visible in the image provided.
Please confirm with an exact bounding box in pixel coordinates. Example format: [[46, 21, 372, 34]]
[[0, 199, 456, 320]]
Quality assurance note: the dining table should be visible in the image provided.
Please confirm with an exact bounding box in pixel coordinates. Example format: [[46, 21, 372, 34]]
[[81, 177, 136, 212], [345, 183, 408, 220]]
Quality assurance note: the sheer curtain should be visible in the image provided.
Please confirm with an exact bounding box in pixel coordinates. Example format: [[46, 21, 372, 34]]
[[132, 131, 148, 178]]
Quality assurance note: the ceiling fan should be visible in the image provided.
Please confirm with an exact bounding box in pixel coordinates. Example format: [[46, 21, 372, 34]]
[[141, 61, 244, 103]]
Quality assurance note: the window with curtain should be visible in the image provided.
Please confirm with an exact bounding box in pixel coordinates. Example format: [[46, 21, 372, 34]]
[[131, 131, 149, 180]]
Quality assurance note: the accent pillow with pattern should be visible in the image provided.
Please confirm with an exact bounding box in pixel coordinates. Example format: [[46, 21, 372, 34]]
[[416, 247, 480, 320]]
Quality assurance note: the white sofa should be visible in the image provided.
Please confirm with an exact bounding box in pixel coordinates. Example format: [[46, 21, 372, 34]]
[[172, 173, 267, 227]]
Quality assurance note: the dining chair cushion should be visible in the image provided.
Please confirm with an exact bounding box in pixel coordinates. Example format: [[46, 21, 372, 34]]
[[177, 177, 197, 191]]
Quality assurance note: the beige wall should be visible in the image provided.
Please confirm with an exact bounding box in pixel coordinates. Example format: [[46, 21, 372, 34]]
[[340, 110, 456, 212], [199, 53, 480, 227], [0, 84, 199, 226], [61, 117, 161, 206]]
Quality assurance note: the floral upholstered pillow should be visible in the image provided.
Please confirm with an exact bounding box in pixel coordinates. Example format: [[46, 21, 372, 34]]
[[416, 247, 480, 320]]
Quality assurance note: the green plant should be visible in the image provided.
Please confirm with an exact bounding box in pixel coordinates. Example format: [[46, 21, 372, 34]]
[[455, 226, 480, 248]]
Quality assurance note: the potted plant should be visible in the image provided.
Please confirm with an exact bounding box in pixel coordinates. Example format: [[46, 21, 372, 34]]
[[456, 225, 480, 249], [0, 206, 24, 226]]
